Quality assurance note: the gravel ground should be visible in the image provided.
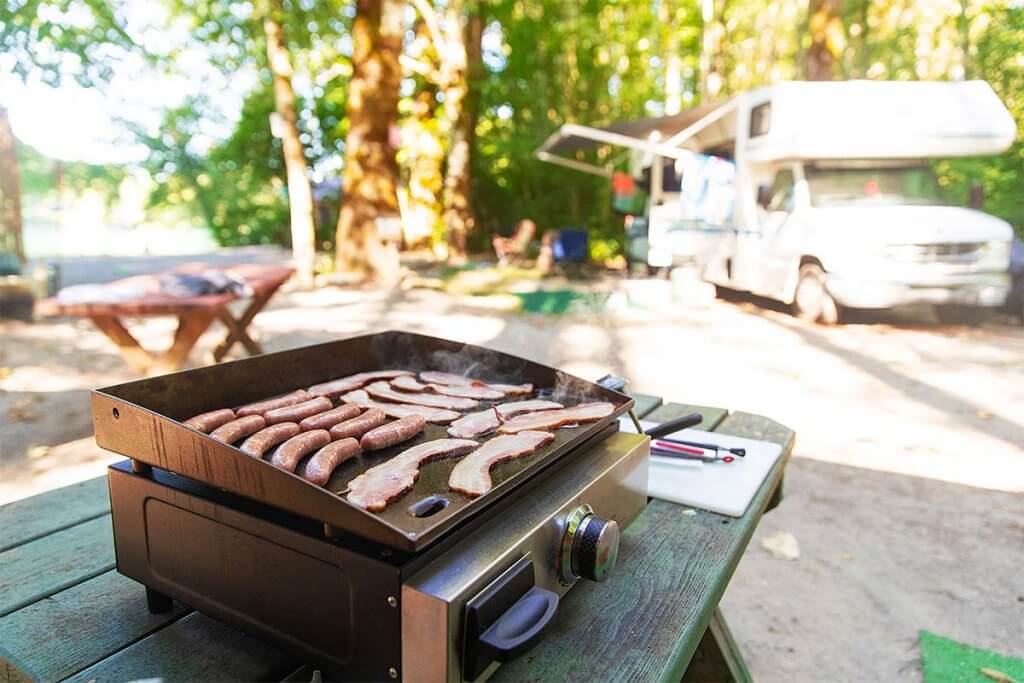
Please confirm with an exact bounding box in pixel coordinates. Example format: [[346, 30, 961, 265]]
[[1, 274, 1021, 680]]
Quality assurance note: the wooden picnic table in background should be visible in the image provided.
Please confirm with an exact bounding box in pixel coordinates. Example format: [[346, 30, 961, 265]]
[[0, 394, 793, 682], [35, 264, 293, 375]]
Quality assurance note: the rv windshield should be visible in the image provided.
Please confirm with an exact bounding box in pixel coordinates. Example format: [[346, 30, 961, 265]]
[[806, 167, 951, 207]]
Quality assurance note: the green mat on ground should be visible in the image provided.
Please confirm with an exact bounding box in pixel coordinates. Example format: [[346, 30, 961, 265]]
[[921, 630, 1024, 683], [512, 289, 608, 314]]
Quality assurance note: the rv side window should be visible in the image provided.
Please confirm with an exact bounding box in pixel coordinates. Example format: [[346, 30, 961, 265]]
[[766, 170, 795, 212], [750, 102, 771, 137]]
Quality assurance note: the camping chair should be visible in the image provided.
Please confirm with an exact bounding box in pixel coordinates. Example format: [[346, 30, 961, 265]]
[[492, 219, 537, 266]]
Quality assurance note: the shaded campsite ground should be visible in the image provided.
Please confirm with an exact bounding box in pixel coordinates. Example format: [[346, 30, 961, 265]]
[[1, 266, 1022, 681]]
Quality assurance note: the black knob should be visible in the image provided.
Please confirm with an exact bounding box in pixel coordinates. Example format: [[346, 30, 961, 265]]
[[571, 514, 620, 583]]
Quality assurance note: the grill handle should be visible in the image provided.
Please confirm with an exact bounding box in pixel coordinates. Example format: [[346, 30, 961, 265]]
[[643, 412, 703, 439]]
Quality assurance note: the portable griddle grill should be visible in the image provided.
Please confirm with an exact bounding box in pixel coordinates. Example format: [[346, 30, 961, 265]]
[[94, 331, 657, 681]]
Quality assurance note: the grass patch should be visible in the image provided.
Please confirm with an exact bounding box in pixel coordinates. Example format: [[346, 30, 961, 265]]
[[920, 630, 1024, 683]]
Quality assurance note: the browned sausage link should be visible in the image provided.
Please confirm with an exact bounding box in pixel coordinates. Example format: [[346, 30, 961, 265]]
[[270, 430, 331, 472], [360, 415, 427, 451], [183, 408, 236, 433], [209, 415, 266, 444], [328, 408, 387, 440], [301, 438, 360, 486], [236, 389, 310, 417], [299, 404, 362, 431], [264, 397, 333, 425], [239, 422, 301, 457]]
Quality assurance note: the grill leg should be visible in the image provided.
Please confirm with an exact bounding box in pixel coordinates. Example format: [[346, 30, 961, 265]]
[[146, 587, 173, 614]]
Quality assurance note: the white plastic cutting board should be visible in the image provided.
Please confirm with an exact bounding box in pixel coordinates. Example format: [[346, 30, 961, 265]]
[[620, 418, 783, 517]]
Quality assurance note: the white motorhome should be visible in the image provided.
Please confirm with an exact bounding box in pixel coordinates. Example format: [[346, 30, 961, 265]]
[[537, 80, 1017, 323]]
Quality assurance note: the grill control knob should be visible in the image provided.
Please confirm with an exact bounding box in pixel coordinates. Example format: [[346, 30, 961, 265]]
[[559, 504, 620, 584]]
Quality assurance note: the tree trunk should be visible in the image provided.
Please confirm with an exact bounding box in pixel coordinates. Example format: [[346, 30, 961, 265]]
[[806, 0, 841, 81], [0, 105, 25, 264], [264, 12, 317, 288], [440, 1, 477, 263], [335, 0, 403, 282]]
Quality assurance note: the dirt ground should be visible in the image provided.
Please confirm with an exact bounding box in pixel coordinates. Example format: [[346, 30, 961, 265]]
[[1, 273, 1022, 681]]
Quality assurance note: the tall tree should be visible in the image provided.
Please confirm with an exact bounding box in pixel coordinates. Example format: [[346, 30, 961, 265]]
[[806, 0, 843, 80], [264, 5, 317, 288], [335, 0, 404, 281], [0, 105, 24, 262], [409, 0, 480, 261]]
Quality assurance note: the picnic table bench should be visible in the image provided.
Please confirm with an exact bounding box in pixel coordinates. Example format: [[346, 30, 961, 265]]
[[0, 394, 793, 683], [35, 264, 294, 375]]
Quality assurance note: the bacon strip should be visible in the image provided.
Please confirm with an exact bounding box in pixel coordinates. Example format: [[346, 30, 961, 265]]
[[347, 439, 479, 511], [365, 381, 478, 411], [307, 370, 414, 398], [449, 431, 556, 497], [447, 407, 501, 439], [340, 390, 460, 423], [392, 375, 503, 400], [418, 372, 533, 397], [497, 402, 615, 434], [488, 383, 533, 396], [495, 400, 563, 419]]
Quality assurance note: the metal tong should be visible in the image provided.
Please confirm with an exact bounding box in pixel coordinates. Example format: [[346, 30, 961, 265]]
[[632, 410, 745, 464]]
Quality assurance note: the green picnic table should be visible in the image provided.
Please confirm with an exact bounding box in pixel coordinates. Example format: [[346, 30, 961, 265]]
[[0, 394, 793, 683]]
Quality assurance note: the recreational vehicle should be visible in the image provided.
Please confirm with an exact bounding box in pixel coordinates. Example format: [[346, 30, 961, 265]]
[[537, 80, 1017, 323]]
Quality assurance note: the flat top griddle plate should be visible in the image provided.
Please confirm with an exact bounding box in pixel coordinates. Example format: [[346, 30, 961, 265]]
[[92, 330, 632, 551]]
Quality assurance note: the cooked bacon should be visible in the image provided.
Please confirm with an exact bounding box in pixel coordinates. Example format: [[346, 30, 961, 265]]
[[347, 438, 478, 511], [447, 407, 501, 439], [497, 402, 615, 433], [395, 375, 505, 400], [488, 383, 533, 396], [391, 375, 429, 392], [340, 390, 460, 423], [448, 431, 556, 497], [307, 370, 414, 398], [418, 371, 473, 386], [365, 381, 478, 411], [495, 400, 563, 419], [419, 371, 534, 397]]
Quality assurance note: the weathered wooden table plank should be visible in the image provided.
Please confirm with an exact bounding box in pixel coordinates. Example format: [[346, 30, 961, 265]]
[[64, 612, 296, 683], [630, 392, 663, 418], [0, 515, 115, 618], [0, 570, 190, 682], [0, 477, 110, 553], [645, 402, 729, 431], [493, 407, 793, 683]]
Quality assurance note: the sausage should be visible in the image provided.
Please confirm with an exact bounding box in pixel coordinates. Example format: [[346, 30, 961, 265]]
[[328, 408, 387, 440], [209, 415, 266, 444], [264, 397, 333, 425], [300, 438, 360, 486], [236, 389, 310, 417], [299, 404, 362, 431], [360, 415, 427, 451], [239, 422, 301, 457], [183, 408, 236, 433], [270, 429, 331, 472]]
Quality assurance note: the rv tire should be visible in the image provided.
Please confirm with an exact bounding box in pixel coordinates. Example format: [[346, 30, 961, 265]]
[[794, 264, 839, 325]]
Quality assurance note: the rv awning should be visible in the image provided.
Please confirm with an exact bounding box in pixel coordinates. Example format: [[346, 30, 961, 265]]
[[535, 101, 732, 177]]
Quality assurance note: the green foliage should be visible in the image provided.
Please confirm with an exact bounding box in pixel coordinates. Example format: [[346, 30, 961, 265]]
[[17, 139, 126, 202], [0, 0, 135, 87], [472, 0, 670, 258]]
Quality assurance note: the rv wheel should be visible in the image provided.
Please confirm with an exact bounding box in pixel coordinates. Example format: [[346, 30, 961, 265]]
[[793, 264, 839, 325]]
